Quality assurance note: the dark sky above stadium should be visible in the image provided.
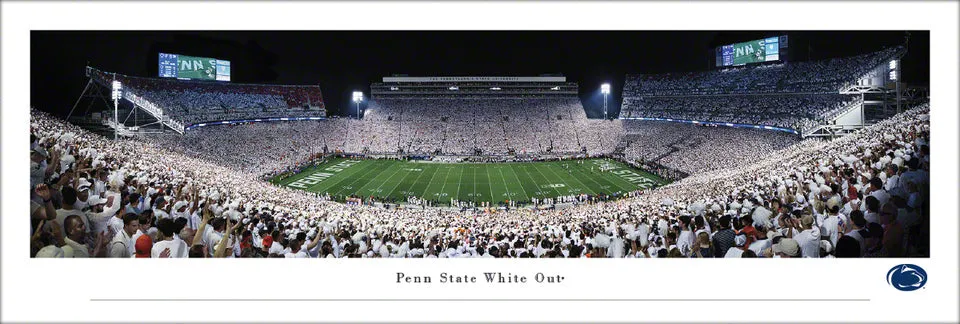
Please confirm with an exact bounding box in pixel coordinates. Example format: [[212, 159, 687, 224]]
[[32, 31, 928, 118]]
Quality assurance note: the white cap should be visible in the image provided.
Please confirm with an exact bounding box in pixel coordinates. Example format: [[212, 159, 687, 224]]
[[87, 195, 108, 205]]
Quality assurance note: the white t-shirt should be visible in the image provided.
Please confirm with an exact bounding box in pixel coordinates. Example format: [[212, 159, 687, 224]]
[[73, 199, 89, 212], [152, 238, 189, 258], [747, 239, 770, 256], [677, 230, 696, 256], [269, 241, 286, 255], [821, 215, 843, 247], [55, 209, 89, 235], [884, 175, 899, 192], [284, 250, 309, 258], [188, 212, 201, 230], [869, 189, 891, 206], [841, 199, 861, 217], [204, 230, 223, 256], [794, 228, 821, 258], [89, 191, 122, 235], [106, 216, 124, 237]]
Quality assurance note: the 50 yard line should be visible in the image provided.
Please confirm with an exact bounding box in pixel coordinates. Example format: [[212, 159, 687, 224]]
[[419, 165, 443, 199], [397, 161, 429, 199], [381, 162, 421, 201]]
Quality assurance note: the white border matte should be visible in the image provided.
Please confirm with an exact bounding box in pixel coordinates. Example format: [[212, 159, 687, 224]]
[[2, 1, 957, 323]]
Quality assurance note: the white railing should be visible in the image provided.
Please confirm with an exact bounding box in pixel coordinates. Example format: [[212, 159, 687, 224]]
[[123, 91, 185, 133]]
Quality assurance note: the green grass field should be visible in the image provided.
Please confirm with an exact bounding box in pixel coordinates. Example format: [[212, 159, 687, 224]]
[[270, 158, 669, 205]]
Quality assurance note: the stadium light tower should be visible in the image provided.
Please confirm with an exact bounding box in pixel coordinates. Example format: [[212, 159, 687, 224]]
[[111, 80, 122, 140], [600, 83, 610, 120], [352, 91, 364, 119]]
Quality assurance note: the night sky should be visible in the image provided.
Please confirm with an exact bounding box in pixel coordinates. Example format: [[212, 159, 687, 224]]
[[31, 31, 928, 119]]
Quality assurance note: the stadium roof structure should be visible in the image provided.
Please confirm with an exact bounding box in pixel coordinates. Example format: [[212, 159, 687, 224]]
[[372, 75, 577, 99]]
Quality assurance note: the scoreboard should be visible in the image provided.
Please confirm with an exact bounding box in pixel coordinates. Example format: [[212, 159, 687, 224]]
[[158, 53, 231, 82], [716, 35, 788, 67]]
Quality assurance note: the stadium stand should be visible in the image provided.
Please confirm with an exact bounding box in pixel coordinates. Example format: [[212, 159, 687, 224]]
[[87, 67, 325, 127], [621, 120, 799, 175], [619, 47, 903, 133], [363, 98, 613, 155], [31, 47, 927, 259], [29, 101, 929, 258]]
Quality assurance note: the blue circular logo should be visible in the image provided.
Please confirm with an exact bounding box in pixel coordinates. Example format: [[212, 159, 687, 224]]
[[887, 264, 927, 291]]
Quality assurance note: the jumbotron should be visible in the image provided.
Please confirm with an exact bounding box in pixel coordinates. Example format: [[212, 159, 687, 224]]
[[30, 46, 929, 259]]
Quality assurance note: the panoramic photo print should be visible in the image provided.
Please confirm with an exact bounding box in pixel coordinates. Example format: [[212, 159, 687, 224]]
[[29, 31, 929, 259]]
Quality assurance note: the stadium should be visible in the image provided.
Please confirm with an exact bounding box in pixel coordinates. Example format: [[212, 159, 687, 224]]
[[29, 31, 929, 259]]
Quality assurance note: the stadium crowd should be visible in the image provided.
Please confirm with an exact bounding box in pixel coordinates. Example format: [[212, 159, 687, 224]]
[[621, 120, 800, 174], [29, 99, 929, 258], [142, 99, 623, 173], [624, 47, 901, 96], [88, 67, 325, 126], [142, 120, 338, 176], [620, 47, 900, 132], [621, 94, 860, 131]]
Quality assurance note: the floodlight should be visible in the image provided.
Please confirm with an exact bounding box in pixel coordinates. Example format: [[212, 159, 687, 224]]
[[352, 91, 363, 103], [111, 81, 122, 100], [449, 86, 459, 91], [490, 87, 501, 91], [601, 83, 611, 120]]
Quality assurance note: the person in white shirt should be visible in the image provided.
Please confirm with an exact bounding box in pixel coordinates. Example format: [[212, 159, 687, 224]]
[[301, 230, 323, 258], [867, 177, 890, 206], [203, 218, 226, 256], [131, 213, 155, 244], [676, 216, 696, 256], [843, 210, 868, 256], [791, 214, 821, 258], [152, 218, 189, 258], [153, 197, 172, 220], [284, 237, 309, 258], [55, 186, 90, 239], [883, 165, 900, 192], [171, 201, 190, 220], [108, 213, 139, 258], [62, 215, 96, 258], [91, 172, 107, 198], [862, 196, 881, 224], [87, 193, 120, 236], [841, 193, 862, 217], [820, 198, 845, 248], [74, 179, 92, 211]]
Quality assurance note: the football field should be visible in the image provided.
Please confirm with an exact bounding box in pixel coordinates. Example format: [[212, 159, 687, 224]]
[[270, 158, 669, 205]]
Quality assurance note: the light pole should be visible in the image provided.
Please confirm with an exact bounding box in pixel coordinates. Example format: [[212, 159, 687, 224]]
[[601, 83, 610, 120], [352, 91, 363, 119], [111, 80, 122, 140]]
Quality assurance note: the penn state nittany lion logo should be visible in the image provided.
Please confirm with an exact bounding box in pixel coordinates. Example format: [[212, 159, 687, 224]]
[[886, 264, 927, 291]]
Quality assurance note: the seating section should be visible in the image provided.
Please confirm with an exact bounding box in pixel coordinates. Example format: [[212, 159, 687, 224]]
[[87, 67, 325, 126], [620, 47, 901, 132]]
